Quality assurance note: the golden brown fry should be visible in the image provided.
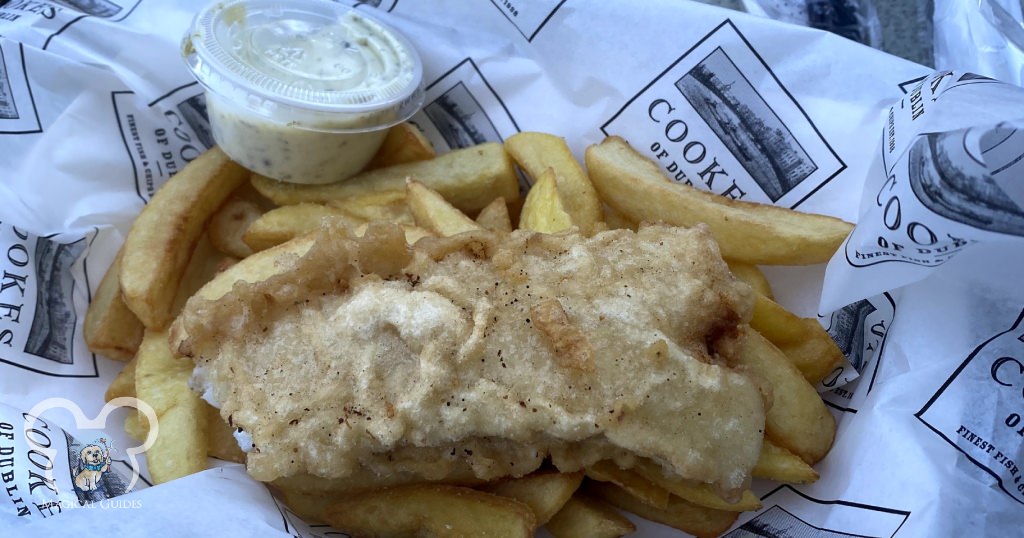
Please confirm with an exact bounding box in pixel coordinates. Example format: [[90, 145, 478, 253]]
[[171, 234, 235, 316], [84, 248, 144, 361], [475, 196, 513, 233], [719, 326, 836, 464], [104, 357, 137, 402], [243, 203, 366, 252], [545, 493, 636, 538], [252, 142, 519, 213], [631, 459, 761, 512], [586, 481, 739, 538], [121, 147, 249, 328], [585, 136, 853, 264], [505, 131, 603, 234], [585, 460, 670, 509], [207, 183, 271, 258], [323, 484, 536, 538], [519, 168, 574, 233], [407, 178, 483, 236], [726, 260, 773, 300], [601, 203, 638, 231], [134, 329, 207, 484], [750, 294, 845, 385], [754, 439, 820, 484], [124, 413, 146, 443], [181, 233, 318, 306], [352, 222, 434, 246], [366, 121, 436, 169], [484, 470, 583, 525], [327, 190, 413, 224], [275, 487, 331, 524]]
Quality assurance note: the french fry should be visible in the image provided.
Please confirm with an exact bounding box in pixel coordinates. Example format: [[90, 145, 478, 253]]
[[366, 121, 436, 169], [171, 234, 235, 315], [353, 222, 435, 246], [84, 248, 144, 361], [407, 179, 484, 236], [179, 233, 317, 306], [586, 481, 739, 538], [323, 484, 536, 538], [719, 326, 836, 464], [519, 168, 574, 234], [104, 357, 137, 402], [484, 470, 583, 526], [750, 294, 845, 384], [545, 493, 636, 538], [754, 439, 820, 484], [726, 260, 773, 300], [585, 460, 670, 509], [207, 183, 271, 258], [134, 329, 208, 484], [327, 190, 413, 224], [631, 459, 761, 512], [275, 487, 331, 523], [121, 147, 249, 328], [602, 203, 638, 231], [505, 132, 603, 234], [252, 142, 520, 213], [475, 196, 513, 233], [585, 136, 853, 265], [242, 203, 365, 252], [124, 413, 146, 443]]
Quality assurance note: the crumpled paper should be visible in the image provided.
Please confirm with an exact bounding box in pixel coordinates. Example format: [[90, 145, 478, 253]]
[[0, 0, 1021, 536]]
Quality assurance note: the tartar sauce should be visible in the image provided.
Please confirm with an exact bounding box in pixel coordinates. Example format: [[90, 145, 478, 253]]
[[183, 0, 424, 184]]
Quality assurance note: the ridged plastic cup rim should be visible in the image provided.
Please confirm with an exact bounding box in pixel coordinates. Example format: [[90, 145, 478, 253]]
[[182, 0, 424, 118]]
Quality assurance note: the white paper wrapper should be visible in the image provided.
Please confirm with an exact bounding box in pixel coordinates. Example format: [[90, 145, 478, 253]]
[[934, 0, 1024, 87], [1, 1, 1021, 536]]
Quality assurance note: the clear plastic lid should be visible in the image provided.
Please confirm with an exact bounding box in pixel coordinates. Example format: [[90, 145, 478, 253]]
[[183, 0, 424, 130]]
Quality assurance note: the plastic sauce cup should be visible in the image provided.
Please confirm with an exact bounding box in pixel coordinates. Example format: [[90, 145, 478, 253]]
[[182, 0, 425, 184]]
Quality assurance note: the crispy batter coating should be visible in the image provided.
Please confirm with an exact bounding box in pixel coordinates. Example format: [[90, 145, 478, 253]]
[[171, 223, 764, 496]]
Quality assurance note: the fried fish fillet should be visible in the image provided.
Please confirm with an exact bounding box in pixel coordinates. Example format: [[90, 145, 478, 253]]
[[170, 222, 765, 497]]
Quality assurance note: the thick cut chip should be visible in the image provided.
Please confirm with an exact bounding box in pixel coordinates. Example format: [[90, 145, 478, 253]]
[[475, 196, 513, 233], [519, 168, 574, 234], [104, 357, 137, 402], [134, 330, 207, 484], [754, 439, 820, 484], [121, 147, 249, 328], [602, 204, 638, 231], [718, 326, 836, 464], [407, 179, 483, 236], [208, 182, 274, 258], [505, 132, 602, 234], [322, 484, 536, 538], [84, 248, 144, 361], [545, 493, 636, 538], [484, 470, 583, 525], [124, 414, 146, 442], [585, 460, 670, 509], [327, 190, 412, 224], [725, 261, 773, 300], [366, 122, 436, 169], [631, 459, 761, 511], [243, 204, 365, 252], [585, 136, 853, 265], [252, 142, 519, 213], [586, 481, 739, 538], [750, 294, 845, 385]]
